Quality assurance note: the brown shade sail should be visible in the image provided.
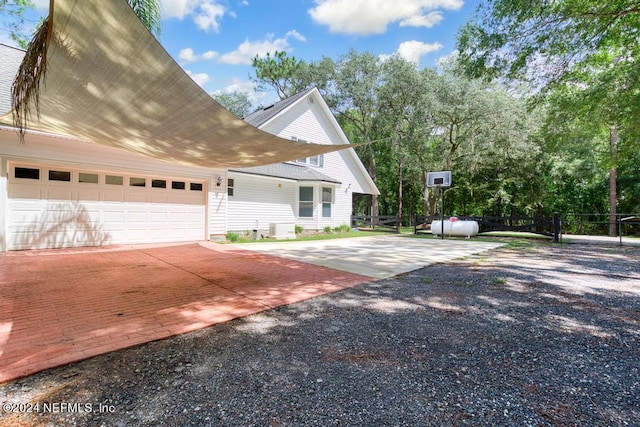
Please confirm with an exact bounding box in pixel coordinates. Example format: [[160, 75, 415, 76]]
[[0, 0, 359, 168]]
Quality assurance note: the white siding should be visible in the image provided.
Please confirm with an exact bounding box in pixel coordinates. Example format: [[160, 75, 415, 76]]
[[256, 92, 376, 229], [226, 173, 297, 232]]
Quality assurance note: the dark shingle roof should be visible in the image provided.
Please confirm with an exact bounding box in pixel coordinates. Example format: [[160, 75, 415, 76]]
[[0, 44, 25, 115], [230, 162, 341, 184], [243, 87, 315, 127]]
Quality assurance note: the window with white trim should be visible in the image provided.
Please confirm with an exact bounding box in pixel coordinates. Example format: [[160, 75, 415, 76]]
[[299, 186, 314, 217], [292, 136, 323, 167], [322, 187, 332, 217]]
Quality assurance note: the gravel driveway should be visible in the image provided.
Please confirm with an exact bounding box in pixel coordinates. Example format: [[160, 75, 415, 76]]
[[1, 242, 639, 426]]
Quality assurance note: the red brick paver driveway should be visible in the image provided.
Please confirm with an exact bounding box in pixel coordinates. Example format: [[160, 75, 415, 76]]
[[0, 242, 370, 383]]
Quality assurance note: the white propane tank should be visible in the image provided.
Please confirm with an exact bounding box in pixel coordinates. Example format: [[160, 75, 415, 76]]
[[431, 219, 479, 237]]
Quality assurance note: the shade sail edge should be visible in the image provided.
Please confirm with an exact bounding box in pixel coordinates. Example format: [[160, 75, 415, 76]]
[[6, 0, 363, 169]]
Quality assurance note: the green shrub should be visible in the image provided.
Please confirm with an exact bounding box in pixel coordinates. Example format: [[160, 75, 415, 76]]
[[226, 232, 240, 242], [334, 224, 351, 233], [323, 226, 332, 234], [295, 225, 304, 234]]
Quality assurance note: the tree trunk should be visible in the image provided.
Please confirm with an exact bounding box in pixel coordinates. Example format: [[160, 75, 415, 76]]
[[609, 124, 618, 237]]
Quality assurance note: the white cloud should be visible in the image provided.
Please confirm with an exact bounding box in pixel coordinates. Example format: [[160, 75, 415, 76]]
[[160, 0, 226, 32], [202, 50, 218, 60], [286, 30, 307, 42], [179, 47, 197, 62], [399, 11, 444, 28], [185, 70, 211, 87], [218, 79, 256, 95], [212, 79, 268, 110], [397, 40, 443, 65], [193, 2, 226, 32], [33, 0, 50, 11], [178, 47, 219, 63], [219, 31, 306, 65], [308, 0, 463, 35], [160, 0, 193, 19]]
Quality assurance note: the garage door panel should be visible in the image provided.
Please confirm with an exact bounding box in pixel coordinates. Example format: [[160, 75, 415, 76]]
[[103, 210, 125, 223], [8, 185, 42, 199], [77, 189, 101, 201], [7, 165, 207, 250], [46, 187, 74, 200], [188, 210, 205, 222], [150, 211, 168, 222], [126, 211, 148, 223], [104, 190, 126, 202], [127, 193, 148, 203], [169, 212, 188, 222], [149, 194, 170, 203], [7, 206, 43, 224]]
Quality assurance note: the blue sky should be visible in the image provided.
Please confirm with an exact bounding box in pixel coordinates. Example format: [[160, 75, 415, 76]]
[[5, 0, 480, 105]]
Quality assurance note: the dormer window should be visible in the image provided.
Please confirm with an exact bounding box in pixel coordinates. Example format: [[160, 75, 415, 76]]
[[291, 136, 324, 167]]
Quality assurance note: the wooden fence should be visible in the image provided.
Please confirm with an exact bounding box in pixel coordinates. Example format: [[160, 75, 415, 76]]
[[351, 215, 401, 232]]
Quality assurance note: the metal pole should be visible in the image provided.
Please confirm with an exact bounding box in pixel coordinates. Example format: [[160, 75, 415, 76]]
[[619, 215, 622, 246], [441, 187, 444, 240]]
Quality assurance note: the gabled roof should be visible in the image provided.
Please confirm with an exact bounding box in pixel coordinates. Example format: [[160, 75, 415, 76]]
[[243, 87, 315, 127], [237, 87, 379, 195], [236, 87, 343, 184], [0, 44, 24, 114], [230, 162, 341, 184]]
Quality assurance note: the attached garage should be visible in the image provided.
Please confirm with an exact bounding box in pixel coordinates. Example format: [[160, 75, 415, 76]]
[[6, 162, 208, 250]]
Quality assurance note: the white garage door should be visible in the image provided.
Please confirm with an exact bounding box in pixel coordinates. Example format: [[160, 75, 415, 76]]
[[7, 163, 207, 250]]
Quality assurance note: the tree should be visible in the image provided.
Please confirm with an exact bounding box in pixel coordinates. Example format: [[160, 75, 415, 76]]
[[377, 55, 428, 222], [458, 0, 640, 234], [125, 0, 161, 37], [457, 0, 640, 88], [0, 0, 35, 48], [251, 51, 337, 101], [251, 51, 306, 100], [212, 91, 255, 118], [331, 50, 385, 217]]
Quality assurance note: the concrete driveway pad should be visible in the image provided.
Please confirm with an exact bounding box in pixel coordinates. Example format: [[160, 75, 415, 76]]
[[234, 235, 504, 279]]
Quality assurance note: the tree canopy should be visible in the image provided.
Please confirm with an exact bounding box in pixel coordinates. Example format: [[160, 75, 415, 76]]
[[457, 0, 640, 87], [456, 0, 640, 234]]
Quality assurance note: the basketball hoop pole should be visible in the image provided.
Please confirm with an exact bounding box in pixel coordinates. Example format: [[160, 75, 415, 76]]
[[425, 171, 452, 240], [441, 186, 444, 239]]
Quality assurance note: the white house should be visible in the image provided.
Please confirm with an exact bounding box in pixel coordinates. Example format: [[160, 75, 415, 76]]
[[0, 0, 370, 252], [0, 39, 377, 251], [227, 87, 379, 235]]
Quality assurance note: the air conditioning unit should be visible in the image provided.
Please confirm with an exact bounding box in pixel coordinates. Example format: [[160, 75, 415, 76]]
[[269, 223, 296, 240]]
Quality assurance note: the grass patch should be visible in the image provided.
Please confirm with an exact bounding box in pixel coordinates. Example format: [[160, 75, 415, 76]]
[[293, 230, 380, 241], [222, 229, 381, 243]]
